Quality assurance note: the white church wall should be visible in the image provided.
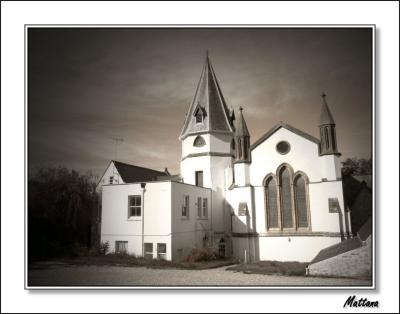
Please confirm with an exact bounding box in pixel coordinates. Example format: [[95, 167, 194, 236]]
[[209, 156, 234, 234], [209, 133, 233, 153], [171, 182, 212, 260], [308, 180, 346, 232], [182, 134, 211, 158], [226, 186, 255, 233], [181, 155, 232, 235], [234, 163, 250, 187], [101, 182, 173, 258], [257, 236, 341, 262], [250, 127, 322, 185], [181, 155, 212, 187], [320, 154, 342, 180]]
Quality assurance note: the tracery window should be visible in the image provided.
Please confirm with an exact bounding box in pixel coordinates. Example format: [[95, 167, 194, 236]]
[[264, 165, 310, 231]]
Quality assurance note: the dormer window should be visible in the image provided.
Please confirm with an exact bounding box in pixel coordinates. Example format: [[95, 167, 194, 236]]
[[196, 112, 203, 123], [194, 104, 207, 124]]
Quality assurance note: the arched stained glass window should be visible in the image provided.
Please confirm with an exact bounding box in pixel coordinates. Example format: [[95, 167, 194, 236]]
[[295, 175, 309, 228], [266, 177, 279, 229], [280, 167, 294, 229]]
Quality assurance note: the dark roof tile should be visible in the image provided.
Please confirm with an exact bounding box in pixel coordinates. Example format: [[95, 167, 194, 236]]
[[113, 160, 167, 183]]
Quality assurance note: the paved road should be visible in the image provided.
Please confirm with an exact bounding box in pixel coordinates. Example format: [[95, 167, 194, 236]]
[[28, 264, 372, 287]]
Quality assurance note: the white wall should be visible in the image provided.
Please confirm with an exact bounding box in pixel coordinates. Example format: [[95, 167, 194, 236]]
[[101, 181, 214, 261], [171, 182, 212, 260], [96, 161, 124, 192], [228, 126, 347, 262], [101, 182, 172, 259], [251, 127, 325, 185], [257, 236, 341, 262], [234, 162, 250, 186], [181, 133, 233, 160]]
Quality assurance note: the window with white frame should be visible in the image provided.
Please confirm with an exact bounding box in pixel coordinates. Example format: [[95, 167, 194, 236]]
[[182, 195, 189, 218], [128, 195, 141, 218], [115, 241, 128, 254], [157, 243, 167, 259], [144, 243, 153, 259], [202, 198, 208, 219], [197, 197, 202, 218]]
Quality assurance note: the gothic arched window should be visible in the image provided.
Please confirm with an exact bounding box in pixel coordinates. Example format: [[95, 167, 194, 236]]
[[264, 165, 310, 232], [294, 174, 309, 228], [265, 177, 279, 229], [193, 135, 206, 147], [231, 139, 235, 151], [280, 167, 294, 229]]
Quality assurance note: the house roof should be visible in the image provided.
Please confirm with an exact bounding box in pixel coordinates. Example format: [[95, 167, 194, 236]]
[[179, 53, 234, 140], [319, 93, 335, 126], [235, 107, 250, 137], [251, 122, 320, 151], [112, 160, 168, 183]]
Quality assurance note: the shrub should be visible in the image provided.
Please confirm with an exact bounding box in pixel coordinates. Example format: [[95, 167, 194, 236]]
[[184, 247, 218, 263], [98, 241, 110, 255]]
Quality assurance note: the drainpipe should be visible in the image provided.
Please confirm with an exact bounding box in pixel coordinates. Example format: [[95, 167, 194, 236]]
[[141, 182, 146, 257]]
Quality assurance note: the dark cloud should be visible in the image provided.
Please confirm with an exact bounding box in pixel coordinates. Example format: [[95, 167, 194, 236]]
[[28, 28, 372, 176]]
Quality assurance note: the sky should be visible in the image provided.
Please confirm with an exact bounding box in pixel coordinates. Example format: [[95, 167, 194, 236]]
[[28, 27, 372, 177]]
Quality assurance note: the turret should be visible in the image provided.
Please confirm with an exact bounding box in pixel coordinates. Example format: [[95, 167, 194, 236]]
[[319, 93, 340, 156], [234, 107, 251, 186]]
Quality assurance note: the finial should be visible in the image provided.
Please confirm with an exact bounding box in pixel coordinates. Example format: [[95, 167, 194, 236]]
[[239, 106, 243, 112], [321, 92, 327, 99]]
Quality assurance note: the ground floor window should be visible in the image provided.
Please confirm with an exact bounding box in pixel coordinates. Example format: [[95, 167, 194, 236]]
[[144, 243, 153, 259], [157, 243, 167, 260], [218, 238, 225, 257], [115, 241, 128, 254]]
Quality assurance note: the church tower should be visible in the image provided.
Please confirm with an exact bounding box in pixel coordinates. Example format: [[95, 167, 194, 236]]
[[234, 107, 251, 186], [179, 52, 235, 235], [318, 93, 342, 180]]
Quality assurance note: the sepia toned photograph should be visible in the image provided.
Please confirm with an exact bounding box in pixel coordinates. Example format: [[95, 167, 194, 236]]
[[26, 26, 374, 289]]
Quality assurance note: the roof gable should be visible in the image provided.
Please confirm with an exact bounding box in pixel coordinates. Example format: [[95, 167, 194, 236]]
[[251, 122, 320, 151]]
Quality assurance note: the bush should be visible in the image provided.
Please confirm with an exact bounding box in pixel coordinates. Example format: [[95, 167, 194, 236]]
[[98, 241, 110, 255], [184, 247, 218, 263]]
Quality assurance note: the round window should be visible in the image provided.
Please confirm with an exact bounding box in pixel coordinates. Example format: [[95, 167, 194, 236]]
[[276, 141, 291, 154]]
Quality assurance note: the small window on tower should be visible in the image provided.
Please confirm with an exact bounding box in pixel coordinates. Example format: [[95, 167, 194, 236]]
[[193, 135, 206, 147], [194, 105, 206, 124], [196, 111, 203, 123]]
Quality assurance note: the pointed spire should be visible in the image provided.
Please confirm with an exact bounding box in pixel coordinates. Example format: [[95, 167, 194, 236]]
[[179, 52, 234, 140], [319, 93, 335, 125], [235, 106, 250, 137]]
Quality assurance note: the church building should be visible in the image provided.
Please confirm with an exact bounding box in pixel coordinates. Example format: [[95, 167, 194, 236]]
[[98, 54, 351, 262]]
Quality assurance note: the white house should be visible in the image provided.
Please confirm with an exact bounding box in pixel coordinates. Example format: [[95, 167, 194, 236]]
[[99, 53, 351, 262]]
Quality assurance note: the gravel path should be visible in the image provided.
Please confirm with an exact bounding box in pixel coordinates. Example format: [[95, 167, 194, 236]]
[[28, 264, 372, 287]]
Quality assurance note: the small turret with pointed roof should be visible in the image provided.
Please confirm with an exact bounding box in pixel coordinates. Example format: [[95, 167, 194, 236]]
[[319, 93, 340, 156], [234, 106, 251, 163], [179, 52, 234, 140]]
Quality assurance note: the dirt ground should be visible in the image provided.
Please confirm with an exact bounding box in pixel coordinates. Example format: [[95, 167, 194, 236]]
[[28, 263, 372, 287]]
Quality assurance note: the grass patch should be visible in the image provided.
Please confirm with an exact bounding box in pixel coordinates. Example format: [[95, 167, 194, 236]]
[[30, 253, 237, 270], [226, 260, 308, 276]]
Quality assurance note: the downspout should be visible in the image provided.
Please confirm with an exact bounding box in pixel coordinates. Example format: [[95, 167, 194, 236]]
[[141, 182, 146, 257], [210, 189, 213, 246]]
